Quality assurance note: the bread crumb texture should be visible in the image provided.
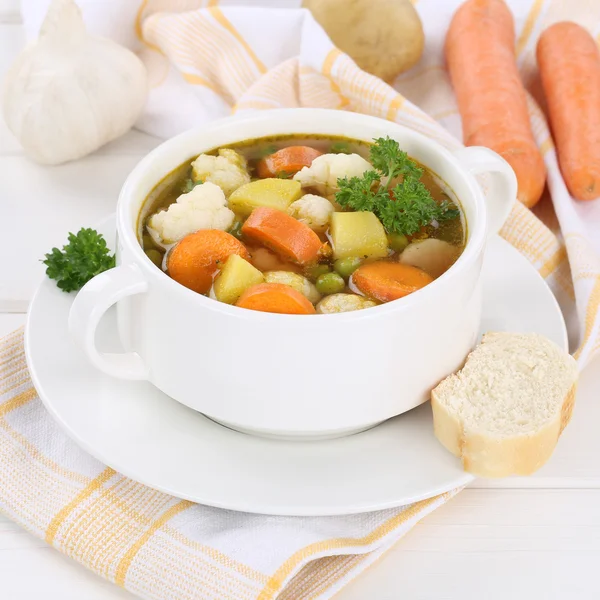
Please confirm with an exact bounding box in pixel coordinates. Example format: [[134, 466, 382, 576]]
[[432, 332, 578, 477], [436, 332, 577, 435]]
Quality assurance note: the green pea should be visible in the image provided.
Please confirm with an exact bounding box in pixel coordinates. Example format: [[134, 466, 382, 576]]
[[316, 272, 345, 295], [142, 233, 156, 249], [333, 257, 362, 279], [305, 263, 331, 281], [145, 249, 164, 268], [388, 233, 409, 253]]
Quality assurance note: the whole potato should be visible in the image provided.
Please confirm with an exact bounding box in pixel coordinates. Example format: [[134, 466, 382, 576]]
[[303, 0, 424, 82]]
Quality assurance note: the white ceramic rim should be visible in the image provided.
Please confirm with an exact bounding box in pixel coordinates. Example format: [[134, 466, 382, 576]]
[[117, 108, 485, 320]]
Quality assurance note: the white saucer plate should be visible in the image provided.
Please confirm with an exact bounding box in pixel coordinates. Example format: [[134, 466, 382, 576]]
[[25, 217, 567, 516]]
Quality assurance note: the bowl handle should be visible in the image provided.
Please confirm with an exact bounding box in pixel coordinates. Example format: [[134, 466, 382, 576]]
[[454, 146, 517, 236], [68, 263, 149, 380]]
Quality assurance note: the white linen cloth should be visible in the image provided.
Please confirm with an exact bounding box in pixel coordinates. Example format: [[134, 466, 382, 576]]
[[2, 1, 598, 598]]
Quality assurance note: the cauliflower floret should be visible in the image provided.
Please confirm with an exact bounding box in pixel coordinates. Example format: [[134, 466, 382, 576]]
[[293, 153, 372, 196], [316, 293, 377, 314], [191, 148, 250, 197], [264, 271, 321, 304], [288, 194, 334, 231], [147, 182, 235, 246]]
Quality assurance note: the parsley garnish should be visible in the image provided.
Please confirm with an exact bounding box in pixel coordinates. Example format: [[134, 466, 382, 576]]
[[335, 137, 460, 236], [370, 137, 423, 182], [43, 228, 115, 292]]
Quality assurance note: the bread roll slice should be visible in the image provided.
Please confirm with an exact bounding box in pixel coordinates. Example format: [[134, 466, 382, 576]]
[[431, 332, 578, 477]]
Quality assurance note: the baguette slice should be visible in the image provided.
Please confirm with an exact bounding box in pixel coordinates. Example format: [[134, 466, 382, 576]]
[[431, 332, 578, 477]]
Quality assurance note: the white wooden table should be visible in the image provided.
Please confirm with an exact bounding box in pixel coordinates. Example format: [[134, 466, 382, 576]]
[[1, 6, 600, 599]]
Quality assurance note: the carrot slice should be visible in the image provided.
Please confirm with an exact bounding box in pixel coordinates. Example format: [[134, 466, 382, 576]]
[[352, 261, 433, 302], [168, 230, 250, 294], [256, 146, 323, 179], [236, 283, 316, 314], [537, 22, 600, 201], [241, 207, 322, 265], [445, 0, 546, 208]]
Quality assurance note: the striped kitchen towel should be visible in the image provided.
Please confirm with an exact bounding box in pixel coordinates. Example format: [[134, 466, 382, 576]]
[[5, 0, 599, 598]]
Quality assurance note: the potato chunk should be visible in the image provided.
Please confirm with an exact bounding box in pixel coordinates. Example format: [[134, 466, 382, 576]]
[[330, 212, 388, 260], [399, 238, 460, 278], [213, 254, 264, 304], [228, 179, 302, 217]]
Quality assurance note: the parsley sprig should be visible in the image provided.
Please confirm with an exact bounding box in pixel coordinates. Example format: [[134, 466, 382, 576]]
[[335, 137, 459, 236], [43, 228, 115, 292]]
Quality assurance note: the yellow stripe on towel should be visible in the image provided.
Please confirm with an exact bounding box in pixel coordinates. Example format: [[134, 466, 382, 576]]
[[0, 388, 37, 417], [257, 494, 446, 600], [516, 0, 546, 56], [46, 467, 117, 546], [209, 7, 267, 74], [574, 276, 600, 359], [115, 499, 194, 586]]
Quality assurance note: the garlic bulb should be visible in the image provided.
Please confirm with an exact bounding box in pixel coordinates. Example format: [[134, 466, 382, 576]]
[[2, 0, 148, 165]]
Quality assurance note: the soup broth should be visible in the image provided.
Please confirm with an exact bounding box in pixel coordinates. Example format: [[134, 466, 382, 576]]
[[139, 134, 466, 314]]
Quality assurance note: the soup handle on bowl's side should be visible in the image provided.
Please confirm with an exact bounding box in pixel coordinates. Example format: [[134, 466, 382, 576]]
[[453, 146, 517, 236], [68, 263, 150, 380]]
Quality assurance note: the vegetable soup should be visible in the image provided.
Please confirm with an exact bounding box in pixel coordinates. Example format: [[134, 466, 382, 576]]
[[139, 135, 465, 314]]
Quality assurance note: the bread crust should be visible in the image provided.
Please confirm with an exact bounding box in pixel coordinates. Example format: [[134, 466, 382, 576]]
[[431, 332, 578, 479]]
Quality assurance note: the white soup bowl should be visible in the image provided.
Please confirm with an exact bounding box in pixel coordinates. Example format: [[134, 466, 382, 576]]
[[68, 109, 516, 439]]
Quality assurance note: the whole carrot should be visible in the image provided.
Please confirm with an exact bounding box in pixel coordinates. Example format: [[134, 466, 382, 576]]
[[445, 0, 546, 207], [537, 22, 600, 201]]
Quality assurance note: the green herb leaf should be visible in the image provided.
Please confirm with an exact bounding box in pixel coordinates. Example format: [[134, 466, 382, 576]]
[[330, 141, 352, 154], [42, 228, 115, 293], [257, 144, 277, 158], [436, 200, 461, 222], [181, 178, 202, 193], [370, 137, 423, 182], [275, 170, 294, 179], [335, 137, 460, 236], [229, 220, 244, 240], [335, 171, 383, 213]]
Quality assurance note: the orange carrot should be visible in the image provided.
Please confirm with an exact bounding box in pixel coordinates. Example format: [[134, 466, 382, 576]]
[[445, 0, 546, 208], [236, 283, 316, 314], [537, 22, 600, 201], [241, 207, 322, 265], [256, 146, 322, 179], [352, 261, 433, 302], [168, 230, 249, 294]]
